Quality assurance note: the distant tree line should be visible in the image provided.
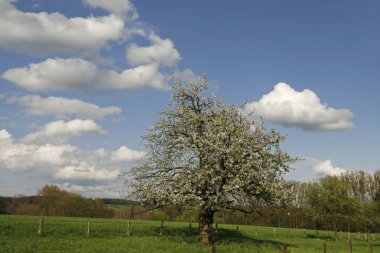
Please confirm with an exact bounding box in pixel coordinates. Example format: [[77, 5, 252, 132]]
[[0, 185, 113, 218], [115, 170, 380, 233], [287, 170, 380, 235], [1, 171, 379, 233]]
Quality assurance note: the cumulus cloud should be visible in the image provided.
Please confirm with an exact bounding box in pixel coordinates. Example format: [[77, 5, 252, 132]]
[[288, 157, 347, 182], [313, 159, 346, 176], [174, 68, 201, 82], [100, 63, 169, 90], [0, 127, 145, 195], [2, 58, 97, 92], [10, 95, 121, 119], [0, 1, 196, 93], [59, 183, 122, 198], [112, 146, 146, 162], [2, 58, 169, 91], [126, 33, 181, 67], [84, 0, 139, 20], [0, 0, 124, 54], [244, 83, 354, 131], [0, 129, 12, 139], [0, 142, 76, 171], [55, 163, 120, 180], [23, 119, 106, 143]]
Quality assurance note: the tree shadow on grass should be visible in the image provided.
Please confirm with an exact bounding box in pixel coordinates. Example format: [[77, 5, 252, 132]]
[[160, 226, 296, 250], [306, 234, 334, 240], [212, 228, 295, 250]]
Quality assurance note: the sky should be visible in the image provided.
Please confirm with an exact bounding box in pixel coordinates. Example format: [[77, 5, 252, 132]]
[[0, 0, 379, 198]]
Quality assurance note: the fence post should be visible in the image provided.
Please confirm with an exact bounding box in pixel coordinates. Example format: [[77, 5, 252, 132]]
[[370, 241, 373, 253], [273, 227, 276, 238], [127, 220, 131, 236], [86, 217, 90, 236], [189, 223, 192, 235], [255, 227, 258, 238], [215, 223, 218, 233], [211, 245, 216, 253], [303, 228, 306, 239], [349, 239, 352, 253], [323, 241, 327, 253], [37, 217, 44, 236], [236, 225, 239, 231], [283, 245, 288, 253], [159, 220, 164, 236]]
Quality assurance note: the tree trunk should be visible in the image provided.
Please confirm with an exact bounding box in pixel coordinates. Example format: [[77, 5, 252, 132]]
[[198, 209, 214, 245]]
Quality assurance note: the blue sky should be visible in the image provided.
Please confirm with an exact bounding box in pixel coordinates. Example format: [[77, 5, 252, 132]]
[[0, 0, 379, 197]]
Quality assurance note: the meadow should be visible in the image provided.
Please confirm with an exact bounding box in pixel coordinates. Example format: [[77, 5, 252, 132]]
[[0, 215, 378, 253]]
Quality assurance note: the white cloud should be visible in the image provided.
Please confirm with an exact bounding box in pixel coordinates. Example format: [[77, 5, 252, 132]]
[[10, 95, 121, 119], [3, 58, 169, 91], [174, 68, 201, 82], [0, 128, 145, 197], [0, 142, 75, 171], [55, 163, 120, 180], [112, 146, 146, 162], [59, 183, 121, 198], [0, 1, 197, 93], [288, 157, 348, 182], [126, 33, 181, 67], [0, 129, 12, 139], [244, 83, 354, 131], [84, 0, 139, 20], [23, 119, 106, 143], [2, 58, 97, 92], [0, 0, 124, 54], [313, 159, 346, 176], [100, 63, 169, 90]]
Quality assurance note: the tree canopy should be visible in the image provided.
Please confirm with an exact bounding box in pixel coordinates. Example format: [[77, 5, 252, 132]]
[[127, 77, 295, 244]]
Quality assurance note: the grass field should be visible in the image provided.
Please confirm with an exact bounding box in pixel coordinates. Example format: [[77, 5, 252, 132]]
[[0, 215, 378, 253]]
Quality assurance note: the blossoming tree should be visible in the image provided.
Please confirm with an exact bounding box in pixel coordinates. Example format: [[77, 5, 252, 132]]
[[127, 77, 294, 244]]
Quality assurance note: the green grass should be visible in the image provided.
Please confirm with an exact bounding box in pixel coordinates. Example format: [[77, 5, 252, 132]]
[[0, 215, 378, 253]]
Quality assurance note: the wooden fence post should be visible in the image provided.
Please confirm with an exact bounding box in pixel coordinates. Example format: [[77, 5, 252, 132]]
[[370, 241, 373, 253], [159, 220, 164, 236], [255, 227, 258, 238], [127, 220, 131, 236], [349, 239, 352, 253], [86, 217, 90, 236], [211, 245, 216, 253], [215, 223, 218, 233], [37, 217, 44, 236], [323, 241, 327, 253], [283, 245, 288, 253], [303, 228, 306, 239], [273, 227, 276, 238], [236, 225, 239, 231], [188, 223, 192, 235]]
